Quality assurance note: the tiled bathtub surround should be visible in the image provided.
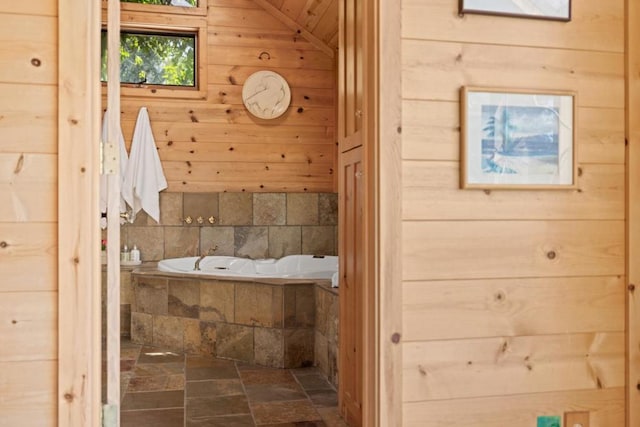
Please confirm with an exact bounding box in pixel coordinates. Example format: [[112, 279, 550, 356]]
[[130, 271, 321, 369], [315, 284, 339, 388], [115, 192, 338, 262]]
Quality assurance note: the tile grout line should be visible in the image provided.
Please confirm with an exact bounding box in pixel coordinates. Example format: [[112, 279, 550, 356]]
[[234, 360, 259, 427]]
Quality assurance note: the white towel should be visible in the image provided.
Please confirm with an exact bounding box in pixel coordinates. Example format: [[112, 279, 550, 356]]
[[122, 107, 167, 223], [100, 110, 129, 229]]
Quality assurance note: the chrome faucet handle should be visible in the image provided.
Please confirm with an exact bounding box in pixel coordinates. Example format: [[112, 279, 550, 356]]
[[197, 216, 204, 224], [208, 216, 216, 224], [183, 216, 193, 224]]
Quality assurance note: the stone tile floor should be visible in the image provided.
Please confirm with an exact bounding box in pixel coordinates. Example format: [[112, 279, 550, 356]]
[[108, 340, 348, 427]]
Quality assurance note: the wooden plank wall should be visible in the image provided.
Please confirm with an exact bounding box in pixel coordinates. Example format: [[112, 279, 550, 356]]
[[0, 1, 58, 426], [400, 1, 626, 425], [109, 0, 336, 193]]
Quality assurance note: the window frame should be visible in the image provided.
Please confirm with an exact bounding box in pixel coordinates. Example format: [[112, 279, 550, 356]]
[[101, 6, 207, 100]]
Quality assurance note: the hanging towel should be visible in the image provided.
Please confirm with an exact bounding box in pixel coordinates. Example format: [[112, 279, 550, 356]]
[[122, 107, 167, 223], [100, 110, 129, 229]]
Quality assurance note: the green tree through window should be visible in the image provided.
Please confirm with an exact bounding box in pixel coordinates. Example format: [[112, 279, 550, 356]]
[[101, 30, 196, 87]]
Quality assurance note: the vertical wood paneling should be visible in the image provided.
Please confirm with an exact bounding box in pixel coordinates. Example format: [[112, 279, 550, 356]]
[[401, 0, 626, 424], [626, 0, 640, 423], [58, 0, 102, 424]]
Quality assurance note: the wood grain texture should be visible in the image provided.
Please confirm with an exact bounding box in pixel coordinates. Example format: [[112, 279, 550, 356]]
[[402, 40, 624, 108], [0, 2, 57, 17], [627, 0, 640, 423], [402, 100, 624, 164], [0, 153, 57, 223], [400, 0, 627, 422], [403, 388, 624, 427], [0, 223, 57, 292], [0, 84, 57, 154], [402, 0, 623, 53], [402, 161, 624, 221], [59, 0, 102, 424], [0, 14, 56, 85], [403, 220, 624, 281], [403, 332, 624, 401], [0, 292, 57, 362], [0, 361, 56, 427], [106, 3, 336, 193], [403, 276, 624, 342]]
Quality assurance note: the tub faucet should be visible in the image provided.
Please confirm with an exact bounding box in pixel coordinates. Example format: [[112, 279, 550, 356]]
[[194, 246, 218, 271]]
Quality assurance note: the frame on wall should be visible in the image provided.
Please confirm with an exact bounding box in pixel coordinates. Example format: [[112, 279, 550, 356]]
[[460, 87, 577, 190], [459, 0, 571, 22]]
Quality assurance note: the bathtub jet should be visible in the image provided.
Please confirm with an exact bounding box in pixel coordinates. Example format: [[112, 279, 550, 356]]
[[157, 254, 338, 280]]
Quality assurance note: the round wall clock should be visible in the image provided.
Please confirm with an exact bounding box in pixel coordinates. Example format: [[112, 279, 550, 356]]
[[242, 70, 291, 120]]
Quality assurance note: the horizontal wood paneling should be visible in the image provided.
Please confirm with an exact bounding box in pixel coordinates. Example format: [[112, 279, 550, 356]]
[[0, 360, 56, 427], [208, 28, 316, 50], [208, 84, 334, 106], [402, 101, 625, 164], [107, 3, 336, 193], [0, 84, 57, 154], [403, 332, 624, 401], [403, 388, 624, 427], [0, 14, 56, 85], [403, 220, 624, 281], [403, 161, 624, 221], [0, 223, 57, 292], [400, 0, 626, 422], [0, 3, 56, 17], [208, 64, 334, 88], [0, 292, 57, 362], [403, 276, 624, 342], [402, 40, 624, 108], [0, 2, 60, 425], [403, 0, 624, 53], [0, 153, 57, 223]]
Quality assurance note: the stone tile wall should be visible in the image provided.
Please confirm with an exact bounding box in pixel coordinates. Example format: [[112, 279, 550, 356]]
[[314, 284, 339, 388], [111, 192, 338, 262], [130, 273, 318, 369]]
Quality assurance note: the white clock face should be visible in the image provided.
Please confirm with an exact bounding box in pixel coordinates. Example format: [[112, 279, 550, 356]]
[[242, 71, 291, 120]]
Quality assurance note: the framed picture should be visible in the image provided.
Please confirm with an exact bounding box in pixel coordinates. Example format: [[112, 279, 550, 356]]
[[459, 0, 571, 22], [460, 87, 576, 190]]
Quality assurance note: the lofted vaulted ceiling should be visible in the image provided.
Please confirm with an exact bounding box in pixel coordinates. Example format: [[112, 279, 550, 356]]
[[253, 0, 338, 57]]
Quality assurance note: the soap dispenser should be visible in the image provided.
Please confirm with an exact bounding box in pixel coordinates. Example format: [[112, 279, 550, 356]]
[[130, 245, 141, 263]]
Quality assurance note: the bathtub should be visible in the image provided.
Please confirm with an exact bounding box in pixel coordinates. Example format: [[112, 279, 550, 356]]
[[157, 254, 338, 280]]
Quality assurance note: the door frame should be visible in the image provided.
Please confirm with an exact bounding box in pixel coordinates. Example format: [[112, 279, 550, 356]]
[[374, 0, 402, 425], [58, 0, 103, 425], [626, 0, 640, 424]]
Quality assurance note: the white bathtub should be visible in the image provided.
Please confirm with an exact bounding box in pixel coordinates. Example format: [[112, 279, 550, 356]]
[[157, 254, 338, 280]]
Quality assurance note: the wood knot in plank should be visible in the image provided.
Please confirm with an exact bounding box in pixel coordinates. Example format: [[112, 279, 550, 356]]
[[391, 333, 401, 344], [31, 58, 42, 67], [14, 154, 24, 174], [64, 392, 75, 402], [0, 241, 8, 248], [418, 365, 427, 376]]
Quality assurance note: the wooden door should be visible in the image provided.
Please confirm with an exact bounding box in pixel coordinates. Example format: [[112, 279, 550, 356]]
[[339, 145, 364, 425], [338, 0, 364, 152]]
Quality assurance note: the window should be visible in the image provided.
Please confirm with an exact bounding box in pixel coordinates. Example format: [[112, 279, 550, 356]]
[[122, 0, 197, 7], [101, 2, 207, 98], [101, 30, 196, 87]]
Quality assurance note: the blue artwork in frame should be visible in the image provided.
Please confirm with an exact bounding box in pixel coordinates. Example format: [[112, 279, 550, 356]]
[[460, 87, 576, 189]]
